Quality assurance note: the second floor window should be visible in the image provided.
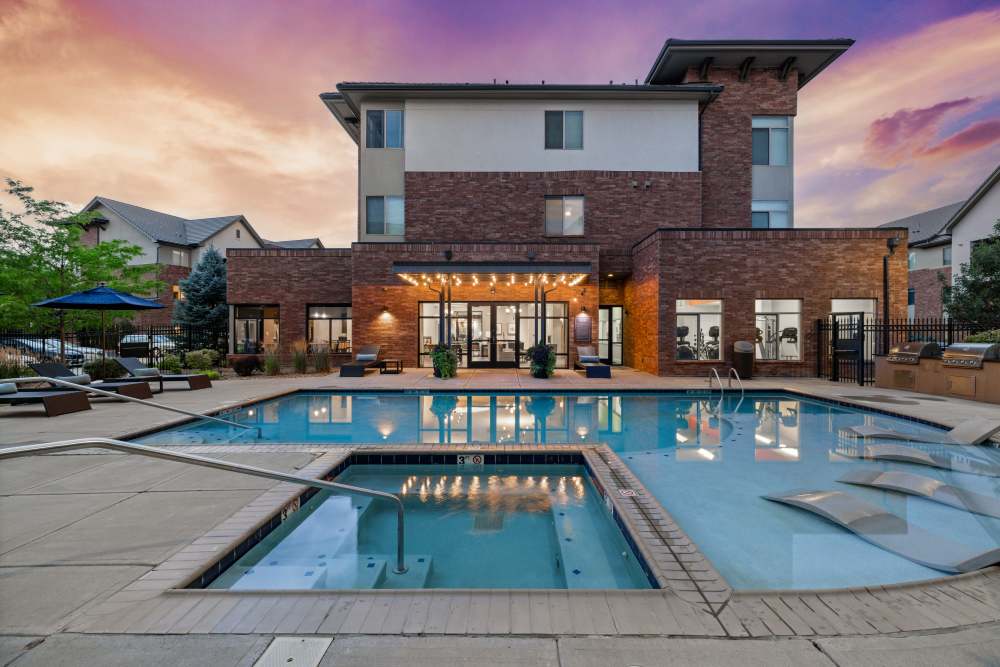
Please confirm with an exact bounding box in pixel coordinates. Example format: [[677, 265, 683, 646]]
[[366, 195, 404, 235], [908, 251, 916, 269], [162, 247, 190, 267], [545, 196, 584, 236], [366, 109, 403, 148], [545, 110, 583, 150], [751, 200, 790, 228], [752, 116, 789, 166], [942, 245, 951, 266]]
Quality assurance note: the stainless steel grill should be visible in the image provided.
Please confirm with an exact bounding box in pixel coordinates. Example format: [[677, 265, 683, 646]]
[[942, 343, 1000, 369], [887, 341, 941, 365]]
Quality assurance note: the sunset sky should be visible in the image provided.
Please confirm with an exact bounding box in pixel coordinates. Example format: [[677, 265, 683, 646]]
[[2, 0, 998, 245]]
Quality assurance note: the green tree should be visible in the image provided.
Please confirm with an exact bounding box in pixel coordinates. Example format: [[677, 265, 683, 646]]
[[942, 219, 1000, 324], [0, 179, 161, 330], [172, 246, 228, 329]]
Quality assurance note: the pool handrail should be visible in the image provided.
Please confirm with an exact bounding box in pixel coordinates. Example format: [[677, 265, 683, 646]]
[[707, 368, 724, 414], [727, 367, 745, 412], [7, 375, 255, 433], [0, 437, 407, 574]]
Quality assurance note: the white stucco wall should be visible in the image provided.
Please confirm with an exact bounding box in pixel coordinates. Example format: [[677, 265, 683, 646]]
[[195, 220, 262, 265], [950, 182, 999, 284], [908, 245, 950, 271], [403, 99, 700, 172], [91, 204, 159, 265]]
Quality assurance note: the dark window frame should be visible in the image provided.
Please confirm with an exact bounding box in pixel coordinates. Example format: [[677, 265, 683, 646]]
[[544, 195, 585, 237], [366, 109, 403, 149], [307, 304, 352, 354], [544, 110, 583, 150], [233, 304, 280, 355]]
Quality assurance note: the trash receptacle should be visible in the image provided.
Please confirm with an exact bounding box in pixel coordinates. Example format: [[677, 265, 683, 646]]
[[733, 341, 754, 379]]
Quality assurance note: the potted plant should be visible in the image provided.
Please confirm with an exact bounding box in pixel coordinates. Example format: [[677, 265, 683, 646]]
[[526, 343, 556, 379], [430, 344, 458, 379]]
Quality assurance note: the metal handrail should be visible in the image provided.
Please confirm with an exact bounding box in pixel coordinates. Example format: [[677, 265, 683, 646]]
[[8, 376, 254, 432], [0, 438, 407, 574], [707, 368, 724, 415], [727, 367, 745, 413]]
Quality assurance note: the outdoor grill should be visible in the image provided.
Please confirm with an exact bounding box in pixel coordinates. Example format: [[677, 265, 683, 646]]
[[886, 341, 941, 365], [941, 343, 1000, 369]]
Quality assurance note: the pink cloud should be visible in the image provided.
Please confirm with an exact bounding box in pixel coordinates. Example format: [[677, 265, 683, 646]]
[[863, 97, 977, 167], [918, 118, 1000, 160]]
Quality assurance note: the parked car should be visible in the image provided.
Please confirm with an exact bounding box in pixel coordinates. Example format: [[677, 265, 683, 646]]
[[119, 334, 178, 359], [0, 336, 103, 367]]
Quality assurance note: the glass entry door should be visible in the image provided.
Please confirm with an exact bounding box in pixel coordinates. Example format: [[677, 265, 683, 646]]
[[598, 306, 623, 365], [468, 303, 519, 368]]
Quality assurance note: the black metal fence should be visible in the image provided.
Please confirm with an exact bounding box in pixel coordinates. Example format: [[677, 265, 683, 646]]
[[0, 324, 228, 371], [816, 317, 998, 385]]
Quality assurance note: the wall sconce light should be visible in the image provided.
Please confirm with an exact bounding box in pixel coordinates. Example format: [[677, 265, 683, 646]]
[[381, 306, 389, 314], [629, 180, 638, 188], [580, 305, 588, 314]]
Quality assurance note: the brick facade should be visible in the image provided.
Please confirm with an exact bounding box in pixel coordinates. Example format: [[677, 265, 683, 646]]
[[227, 248, 353, 355], [910, 266, 950, 319], [351, 242, 601, 368], [626, 228, 909, 376], [404, 171, 702, 267], [684, 67, 798, 228]]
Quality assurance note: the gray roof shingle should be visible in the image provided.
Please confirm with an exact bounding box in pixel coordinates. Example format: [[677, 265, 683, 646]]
[[879, 201, 963, 246]]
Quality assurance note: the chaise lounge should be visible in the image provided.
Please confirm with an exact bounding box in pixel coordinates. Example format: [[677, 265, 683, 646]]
[[29, 362, 156, 399], [339, 345, 383, 377], [114, 357, 212, 391], [0, 381, 91, 417], [574, 346, 611, 378], [846, 417, 1000, 446]]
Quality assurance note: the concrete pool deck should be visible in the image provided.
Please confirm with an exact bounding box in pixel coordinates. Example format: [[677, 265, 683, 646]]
[[2, 368, 999, 665]]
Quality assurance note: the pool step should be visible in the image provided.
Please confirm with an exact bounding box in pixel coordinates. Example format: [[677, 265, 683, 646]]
[[375, 554, 434, 589], [551, 499, 631, 589], [230, 556, 387, 590], [267, 495, 374, 559]]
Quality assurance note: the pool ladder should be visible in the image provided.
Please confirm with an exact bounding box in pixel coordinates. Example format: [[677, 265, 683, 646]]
[[708, 367, 745, 414], [0, 438, 408, 574]]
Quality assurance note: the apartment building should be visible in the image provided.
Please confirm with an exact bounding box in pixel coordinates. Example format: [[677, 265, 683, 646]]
[[80, 197, 322, 324], [227, 38, 909, 376], [882, 164, 999, 319]]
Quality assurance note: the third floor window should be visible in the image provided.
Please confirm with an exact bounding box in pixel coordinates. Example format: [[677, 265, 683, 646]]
[[545, 110, 583, 150], [752, 116, 789, 166], [366, 109, 403, 149], [366, 196, 404, 236]]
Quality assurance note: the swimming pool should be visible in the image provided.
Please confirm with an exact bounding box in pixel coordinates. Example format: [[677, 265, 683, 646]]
[[206, 463, 652, 590], [138, 390, 1000, 590]]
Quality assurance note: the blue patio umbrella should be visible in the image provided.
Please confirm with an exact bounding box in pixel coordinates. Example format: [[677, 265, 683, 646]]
[[33, 284, 164, 360]]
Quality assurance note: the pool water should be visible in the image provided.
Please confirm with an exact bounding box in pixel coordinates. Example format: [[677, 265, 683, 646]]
[[208, 464, 652, 590], [139, 391, 1000, 590]]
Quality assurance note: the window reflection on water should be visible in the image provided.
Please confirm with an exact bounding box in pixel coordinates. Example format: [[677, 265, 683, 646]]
[[753, 399, 801, 462], [397, 473, 586, 513]]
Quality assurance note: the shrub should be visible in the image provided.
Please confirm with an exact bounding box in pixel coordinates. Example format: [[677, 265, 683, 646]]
[[264, 352, 281, 376], [0, 348, 32, 379], [232, 356, 261, 377], [313, 347, 331, 373], [156, 354, 183, 374], [526, 344, 556, 379], [83, 358, 124, 380], [291, 339, 307, 373], [195, 369, 221, 380], [967, 329, 1000, 344], [430, 344, 458, 379], [185, 348, 218, 371]]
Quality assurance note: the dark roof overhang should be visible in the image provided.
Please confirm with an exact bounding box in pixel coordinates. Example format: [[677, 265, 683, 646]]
[[645, 39, 854, 88], [393, 261, 592, 275]]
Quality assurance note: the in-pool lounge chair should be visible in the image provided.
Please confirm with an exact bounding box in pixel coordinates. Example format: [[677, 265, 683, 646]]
[[574, 346, 611, 378], [764, 489, 1000, 573], [846, 417, 1000, 446], [115, 356, 212, 391], [0, 381, 91, 417], [339, 345, 383, 377], [29, 362, 155, 399]]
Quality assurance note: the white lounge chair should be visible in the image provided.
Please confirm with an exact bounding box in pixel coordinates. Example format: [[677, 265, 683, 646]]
[[846, 417, 1000, 446]]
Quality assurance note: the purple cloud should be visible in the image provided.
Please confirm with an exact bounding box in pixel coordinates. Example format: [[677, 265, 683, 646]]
[[863, 97, 978, 167]]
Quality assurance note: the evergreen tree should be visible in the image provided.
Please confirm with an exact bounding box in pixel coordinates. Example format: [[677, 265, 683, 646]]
[[942, 219, 1000, 324], [173, 247, 228, 329]]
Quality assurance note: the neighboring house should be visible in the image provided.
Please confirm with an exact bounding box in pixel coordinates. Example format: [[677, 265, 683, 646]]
[[226, 38, 911, 376], [79, 197, 307, 324], [263, 238, 325, 249], [880, 164, 999, 319]]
